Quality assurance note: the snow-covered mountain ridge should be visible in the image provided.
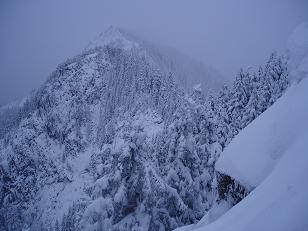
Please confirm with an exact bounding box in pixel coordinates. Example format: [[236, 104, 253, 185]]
[[0, 26, 290, 231], [87, 26, 227, 93], [87, 26, 143, 51]]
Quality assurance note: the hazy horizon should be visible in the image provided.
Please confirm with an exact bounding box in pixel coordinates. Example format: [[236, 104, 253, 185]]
[[0, 0, 307, 106]]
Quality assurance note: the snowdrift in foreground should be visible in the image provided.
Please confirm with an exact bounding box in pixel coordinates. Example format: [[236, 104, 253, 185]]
[[176, 77, 308, 231], [216, 75, 308, 188]]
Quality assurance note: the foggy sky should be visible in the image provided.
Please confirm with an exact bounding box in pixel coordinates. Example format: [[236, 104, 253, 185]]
[[0, 0, 307, 106]]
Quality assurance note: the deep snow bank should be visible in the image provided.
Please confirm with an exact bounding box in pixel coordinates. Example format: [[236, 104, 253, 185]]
[[176, 77, 308, 231], [215, 76, 308, 188]]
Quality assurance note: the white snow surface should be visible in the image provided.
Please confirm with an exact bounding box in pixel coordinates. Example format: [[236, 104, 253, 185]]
[[35, 147, 93, 227], [216, 76, 308, 188], [176, 76, 308, 231]]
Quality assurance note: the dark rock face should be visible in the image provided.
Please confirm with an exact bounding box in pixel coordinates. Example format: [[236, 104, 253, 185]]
[[217, 172, 250, 206]]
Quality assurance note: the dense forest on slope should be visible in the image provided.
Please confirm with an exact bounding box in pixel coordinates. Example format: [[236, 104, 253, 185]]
[[0, 28, 289, 231]]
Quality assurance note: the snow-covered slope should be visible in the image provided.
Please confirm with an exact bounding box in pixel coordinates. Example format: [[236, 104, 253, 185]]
[[176, 76, 308, 231], [215, 75, 308, 188]]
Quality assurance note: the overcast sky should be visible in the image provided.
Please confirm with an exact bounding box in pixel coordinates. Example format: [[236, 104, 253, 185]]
[[0, 0, 307, 106]]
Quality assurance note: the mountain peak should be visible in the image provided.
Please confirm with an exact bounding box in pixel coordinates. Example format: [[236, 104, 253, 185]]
[[84, 26, 226, 93], [87, 26, 141, 50]]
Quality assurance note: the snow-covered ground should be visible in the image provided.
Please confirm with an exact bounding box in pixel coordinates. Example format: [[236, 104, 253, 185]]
[[216, 75, 308, 188], [176, 76, 308, 231], [179, 133, 308, 231]]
